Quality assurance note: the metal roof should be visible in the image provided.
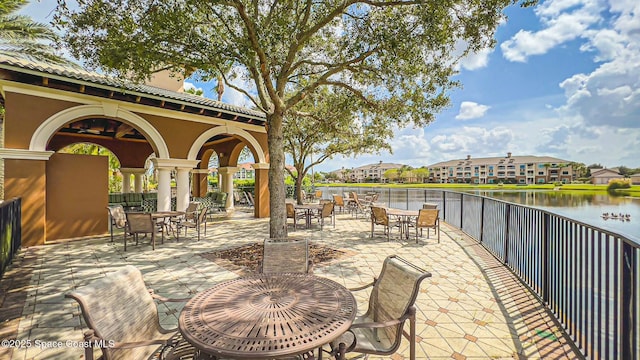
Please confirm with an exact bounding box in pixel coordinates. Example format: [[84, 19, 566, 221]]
[[0, 54, 266, 121]]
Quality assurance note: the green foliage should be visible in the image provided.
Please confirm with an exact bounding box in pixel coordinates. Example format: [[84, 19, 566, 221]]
[[607, 179, 631, 192], [234, 179, 255, 187], [0, 0, 74, 65], [55, 0, 536, 237]]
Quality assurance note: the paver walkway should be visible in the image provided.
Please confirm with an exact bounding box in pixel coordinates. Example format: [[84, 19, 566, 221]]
[[0, 209, 581, 359]]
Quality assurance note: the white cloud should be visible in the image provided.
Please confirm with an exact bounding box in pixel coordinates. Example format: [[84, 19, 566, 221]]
[[501, 0, 605, 62], [182, 81, 203, 93], [430, 126, 514, 156], [455, 102, 491, 120], [557, 1, 640, 128]]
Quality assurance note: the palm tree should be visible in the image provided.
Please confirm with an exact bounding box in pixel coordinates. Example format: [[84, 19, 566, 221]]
[[0, 0, 73, 64]]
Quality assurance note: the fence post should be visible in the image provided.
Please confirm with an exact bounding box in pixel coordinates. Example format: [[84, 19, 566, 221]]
[[442, 192, 446, 222], [460, 194, 464, 231], [542, 213, 550, 304], [479, 198, 485, 244], [504, 203, 511, 264], [621, 241, 637, 360]]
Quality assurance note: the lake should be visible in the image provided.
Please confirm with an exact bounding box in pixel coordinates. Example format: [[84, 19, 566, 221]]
[[465, 190, 639, 242]]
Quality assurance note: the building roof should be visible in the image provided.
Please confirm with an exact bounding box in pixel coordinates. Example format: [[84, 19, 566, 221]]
[[0, 54, 266, 124], [590, 168, 622, 177], [427, 154, 571, 168]]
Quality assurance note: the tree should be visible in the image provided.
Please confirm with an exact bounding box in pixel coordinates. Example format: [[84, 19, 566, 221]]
[[55, 0, 535, 238], [383, 169, 398, 183], [284, 87, 390, 204], [414, 167, 429, 183], [0, 0, 73, 64]]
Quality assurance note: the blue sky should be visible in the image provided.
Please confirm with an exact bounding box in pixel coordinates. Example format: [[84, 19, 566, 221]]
[[23, 0, 640, 173]]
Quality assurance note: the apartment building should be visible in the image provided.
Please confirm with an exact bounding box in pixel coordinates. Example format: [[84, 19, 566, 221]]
[[333, 161, 405, 183], [427, 153, 574, 184]]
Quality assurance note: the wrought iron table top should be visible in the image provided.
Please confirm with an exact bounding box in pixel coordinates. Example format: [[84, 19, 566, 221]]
[[179, 273, 357, 359]]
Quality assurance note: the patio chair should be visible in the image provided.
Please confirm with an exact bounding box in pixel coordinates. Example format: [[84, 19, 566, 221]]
[[328, 255, 432, 360], [348, 192, 368, 218], [175, 207, 208, 241], [259, 238, 313, 274], [65, 265, 194, 360], [312, 201, 335, 230], [286, 202, 305, 230], [370, 206, 399, 241], [245, 191, 255, 207], [107, 205, 127, 242], [314, 190, 323, 201], [332, 194, 345, 213], [125, 212, 163, 251], [412, 209, 440, 243]]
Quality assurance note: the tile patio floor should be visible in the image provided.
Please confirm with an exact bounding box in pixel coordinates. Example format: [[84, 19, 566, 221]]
[[0, 209, 581, 360]]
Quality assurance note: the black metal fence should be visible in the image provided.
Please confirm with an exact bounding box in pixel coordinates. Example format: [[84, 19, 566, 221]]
[[0, 198, 22, 280], [321, 187, 638, 360]]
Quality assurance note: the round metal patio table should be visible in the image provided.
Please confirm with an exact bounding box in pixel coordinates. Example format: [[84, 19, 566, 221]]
[[179, 273, 357, 359]]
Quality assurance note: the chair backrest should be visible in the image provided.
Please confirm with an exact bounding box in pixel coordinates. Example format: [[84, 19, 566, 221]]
[[66, 266, 164, 360], [247, 192, 255, 206], [197, 207, 208, 224], [261, 238, 310, 273], [321, 201, 334, 217], [315, 190, 322, 198], [371, 206, 388, 226], [108, 205, 126, 228], [126, 212, 154, 233], [184, 202, 199, 220], [365, 255, 431, 352], [286, 202, 296, 218], [417, 209, 439, 227], [333, 194, 344, 206]]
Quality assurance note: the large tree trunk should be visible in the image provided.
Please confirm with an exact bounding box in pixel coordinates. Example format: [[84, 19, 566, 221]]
[[295, 174, 304, 205], [267, 112, 287, 239]]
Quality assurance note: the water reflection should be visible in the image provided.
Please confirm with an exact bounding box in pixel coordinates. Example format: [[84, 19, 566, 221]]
[[468, 190, 639, 242]]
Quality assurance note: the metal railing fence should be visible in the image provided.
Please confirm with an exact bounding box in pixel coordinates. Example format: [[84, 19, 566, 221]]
[[320, 186, 638, 359], [0, 198, 22, 280]]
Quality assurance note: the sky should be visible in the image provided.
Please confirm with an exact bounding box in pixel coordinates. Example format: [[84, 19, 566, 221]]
[[22, 0, 640, 173]]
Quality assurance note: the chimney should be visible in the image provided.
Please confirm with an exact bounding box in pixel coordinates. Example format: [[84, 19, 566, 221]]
[[466, 155, 471, 160], [507, 152, 512, 158]]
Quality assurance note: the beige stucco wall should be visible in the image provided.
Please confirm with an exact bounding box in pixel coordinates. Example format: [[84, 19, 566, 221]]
[[46, 153, 108, 241]]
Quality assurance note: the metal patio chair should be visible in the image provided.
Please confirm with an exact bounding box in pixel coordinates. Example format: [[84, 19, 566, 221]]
[[125, 212, 163, 251], [312, 201, 335, 230], [65, 265, 194, 360], [175, 206, 208, 241], [332, 194, 345, 213], [412, 208, 440, 243], [259, 238, 313, 274], [370, 206, 399, 241], [107, 205, 127, 242], [328, 255, 432, 360]]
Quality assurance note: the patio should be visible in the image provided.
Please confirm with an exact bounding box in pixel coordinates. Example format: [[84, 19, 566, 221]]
[[0, 210, 580, 360]]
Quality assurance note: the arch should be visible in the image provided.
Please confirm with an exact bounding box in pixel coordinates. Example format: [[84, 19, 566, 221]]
[[30, 104, 169, 158], [188, 125, 266, 163]]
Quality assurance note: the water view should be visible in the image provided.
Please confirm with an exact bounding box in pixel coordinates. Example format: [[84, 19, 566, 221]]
[[468, 190, 640, 243]]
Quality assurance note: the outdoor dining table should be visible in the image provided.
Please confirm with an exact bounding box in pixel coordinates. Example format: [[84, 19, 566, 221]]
[[178, 273, 357, 359], [385, 208, 418, 240], [151, 211, 185, 237], [294, 203, 323, 228]]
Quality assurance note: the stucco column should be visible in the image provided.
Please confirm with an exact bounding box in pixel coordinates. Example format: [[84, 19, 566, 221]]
[[0, 149, 54, 246], [155, 166, 172, 211], [191, 169, 209, 197], [252, 163, 270, 218], [175, 167, 191, 211], [218, 167, 238, 210], [121, 169, 132, 193], [152, 158, 200, 211], [121, 168, 146, 193]]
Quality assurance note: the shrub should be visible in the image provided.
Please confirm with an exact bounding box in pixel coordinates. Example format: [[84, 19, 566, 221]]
[[607, 178, 631, 191]]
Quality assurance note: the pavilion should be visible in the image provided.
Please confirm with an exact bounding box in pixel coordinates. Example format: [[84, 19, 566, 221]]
[[0, 55, 270, 247]]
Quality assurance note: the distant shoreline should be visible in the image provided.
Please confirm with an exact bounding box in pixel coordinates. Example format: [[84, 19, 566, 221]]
[[317, 183, 640, 198]]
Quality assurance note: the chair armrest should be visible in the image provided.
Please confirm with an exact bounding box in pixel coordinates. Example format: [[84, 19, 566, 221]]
[[348, 317, 406, 329], [149, 289, 192, 303], [348, 278, 376, 292]]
